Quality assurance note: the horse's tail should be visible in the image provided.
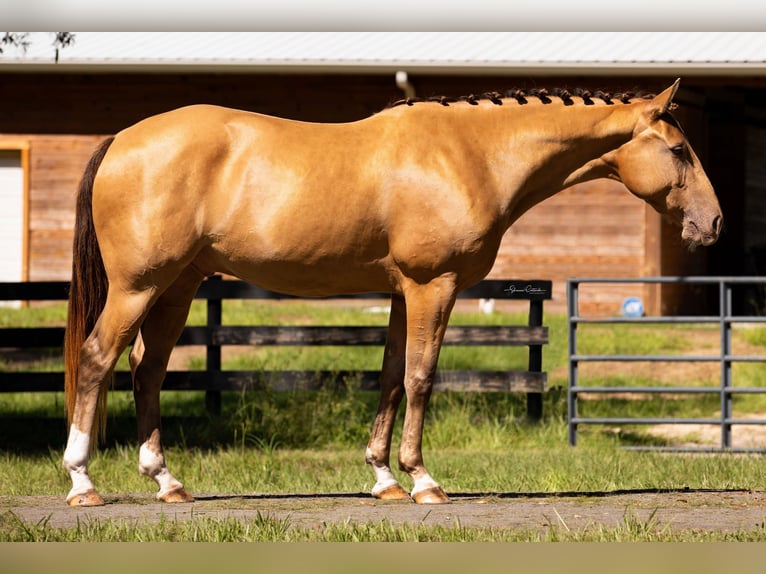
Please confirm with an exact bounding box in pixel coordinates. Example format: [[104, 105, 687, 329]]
[[64, 136, 115, 442]]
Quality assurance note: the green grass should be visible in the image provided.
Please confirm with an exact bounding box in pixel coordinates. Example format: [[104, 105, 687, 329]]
[[3, 299, 766, 450], [0, 303, 67, 327], [4, 398, 766, 542], [3, 300, 766, 540], [2, 389, 766, 495], [4, 508, 766, 542]]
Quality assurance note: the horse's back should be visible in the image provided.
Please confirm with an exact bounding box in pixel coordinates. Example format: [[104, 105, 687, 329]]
[[89, 103, 505, 296], [90, 105, 400, 293]]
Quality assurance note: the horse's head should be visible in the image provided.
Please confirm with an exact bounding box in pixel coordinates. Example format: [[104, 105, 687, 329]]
[[607, 79, 723, 248]]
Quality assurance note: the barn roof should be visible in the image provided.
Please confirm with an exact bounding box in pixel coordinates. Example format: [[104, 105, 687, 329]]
[[2, 32, 765, 76]]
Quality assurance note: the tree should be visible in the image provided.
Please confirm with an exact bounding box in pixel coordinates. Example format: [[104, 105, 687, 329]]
[[1, 32, 75, 61]]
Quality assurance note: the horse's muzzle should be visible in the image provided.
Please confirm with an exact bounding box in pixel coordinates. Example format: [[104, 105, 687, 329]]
[[682, 214, 723, 248]]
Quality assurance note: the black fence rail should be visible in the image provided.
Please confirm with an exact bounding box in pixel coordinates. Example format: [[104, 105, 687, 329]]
[[0, 276, 552, 418], [567, 276, 766, 452]]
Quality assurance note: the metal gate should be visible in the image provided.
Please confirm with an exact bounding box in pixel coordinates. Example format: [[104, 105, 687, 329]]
[[567, 277, 766, 452]]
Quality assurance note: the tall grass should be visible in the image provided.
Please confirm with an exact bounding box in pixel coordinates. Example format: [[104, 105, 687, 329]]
[[4, 509, 766, 542], [3, 300, 766, 540], [3, 299, 766, 452], [3, 388, 766, 497]]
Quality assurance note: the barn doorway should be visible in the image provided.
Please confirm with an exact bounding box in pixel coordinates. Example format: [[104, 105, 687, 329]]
[[0, 145, 29, 306]]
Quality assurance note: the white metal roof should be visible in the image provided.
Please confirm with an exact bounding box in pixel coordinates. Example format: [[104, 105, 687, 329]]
[[2, 32, 765, 75]]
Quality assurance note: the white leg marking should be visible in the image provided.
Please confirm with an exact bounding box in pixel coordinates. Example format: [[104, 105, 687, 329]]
[[411, 472, 441, 498], [62, 425, 95, 499], [139, 442, 185, 498], [366, 447, 403, 496]]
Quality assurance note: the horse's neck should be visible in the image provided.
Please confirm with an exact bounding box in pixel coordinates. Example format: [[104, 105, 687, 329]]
[[481, 102, 640, 226]]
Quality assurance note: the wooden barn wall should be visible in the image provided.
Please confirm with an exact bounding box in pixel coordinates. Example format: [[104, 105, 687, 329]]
[[488, 179, 648, 315], [0, 73, 714, 314], [0, 134, 107, 281], [0, 73, 675, 134]]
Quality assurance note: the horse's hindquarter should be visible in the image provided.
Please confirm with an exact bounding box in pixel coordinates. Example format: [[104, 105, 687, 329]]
[[93, 104, 505, 295]]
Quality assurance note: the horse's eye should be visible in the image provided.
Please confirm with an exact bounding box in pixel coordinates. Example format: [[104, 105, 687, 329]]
[[670, 144, 686, 157]]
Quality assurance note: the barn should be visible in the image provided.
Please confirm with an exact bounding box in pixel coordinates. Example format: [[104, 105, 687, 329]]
[[1, 32, 765, 315]]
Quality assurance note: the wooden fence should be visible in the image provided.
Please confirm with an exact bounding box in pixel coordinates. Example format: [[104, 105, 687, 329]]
[[0, 276, 552, 419]]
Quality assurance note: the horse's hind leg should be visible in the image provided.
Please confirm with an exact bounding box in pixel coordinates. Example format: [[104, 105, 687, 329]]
[[129, 266, 204, 503], [63, 289, 155, 506], [366, 294, 409, 501]]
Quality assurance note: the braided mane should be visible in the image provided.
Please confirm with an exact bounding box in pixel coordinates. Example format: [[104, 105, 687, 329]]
[[389, 87, 660, 109]]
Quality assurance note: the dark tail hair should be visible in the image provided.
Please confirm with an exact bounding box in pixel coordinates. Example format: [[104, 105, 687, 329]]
[[64, 136, 115, 442]]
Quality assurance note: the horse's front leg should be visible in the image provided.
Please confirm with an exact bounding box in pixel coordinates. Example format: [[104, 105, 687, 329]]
[[130, 332, 193, 503], [399, 276, 457, 504], [366, 294, 409, 500]]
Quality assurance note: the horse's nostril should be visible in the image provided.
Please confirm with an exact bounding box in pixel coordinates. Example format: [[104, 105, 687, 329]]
[[713, 214, 723, 236]]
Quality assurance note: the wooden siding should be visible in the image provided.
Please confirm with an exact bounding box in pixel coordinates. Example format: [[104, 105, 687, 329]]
[[0, 135, 107, 281], [488, 179, 649, 315], [0, 73, 674, 135], [1, 72, 751, 316]]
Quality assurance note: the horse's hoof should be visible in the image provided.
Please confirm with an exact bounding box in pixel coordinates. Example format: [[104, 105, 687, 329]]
[[159, 487, 195, 503], [411, 486, 451, 504], [67, 489, 105, 507], [372, 483, 411, 501]]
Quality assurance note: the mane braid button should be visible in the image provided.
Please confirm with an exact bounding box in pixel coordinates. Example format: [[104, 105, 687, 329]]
[[484, 92, 503, 105], [507, 89, 528, 105], [534, 89, 552, 104]]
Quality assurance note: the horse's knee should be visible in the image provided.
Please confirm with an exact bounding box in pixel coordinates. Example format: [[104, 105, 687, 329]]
[[404, 369, 434, 399]]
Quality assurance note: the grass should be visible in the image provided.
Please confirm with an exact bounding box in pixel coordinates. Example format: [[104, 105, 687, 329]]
[[4, 508, 766, 542], [3, 389, 765, 495], [3, 299, 766, 541]]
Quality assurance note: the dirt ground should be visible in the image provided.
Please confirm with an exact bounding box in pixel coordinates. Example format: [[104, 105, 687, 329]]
[[4, 489, 766, 535]]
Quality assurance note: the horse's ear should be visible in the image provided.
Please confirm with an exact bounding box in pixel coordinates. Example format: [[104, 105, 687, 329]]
[[647, 78, 681, 120]]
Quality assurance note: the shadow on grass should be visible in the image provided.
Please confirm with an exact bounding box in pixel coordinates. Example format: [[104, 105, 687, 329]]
[[0, 414, 239, 454], [191, 485, 760, 503], [0, 388, 568, 454]]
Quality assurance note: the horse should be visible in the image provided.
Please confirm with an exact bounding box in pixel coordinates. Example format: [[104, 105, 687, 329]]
[[62, 79, 722, 506]]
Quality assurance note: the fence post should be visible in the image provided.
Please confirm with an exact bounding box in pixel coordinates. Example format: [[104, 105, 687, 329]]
[[205, 275, 223, 416], [567, 280, 578, 446], [720, 281, 733, 449], [526, 298, 544, 421]]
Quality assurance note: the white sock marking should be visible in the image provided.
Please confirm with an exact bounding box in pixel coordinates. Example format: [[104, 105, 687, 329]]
[[139, 441, 184, 497], [63, 425, 95, 496], [366, 447, 402, 495], [411, 472, 440, 496]]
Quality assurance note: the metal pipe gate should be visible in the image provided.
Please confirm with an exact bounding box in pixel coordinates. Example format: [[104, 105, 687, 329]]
[[567, 277, 766, 452]]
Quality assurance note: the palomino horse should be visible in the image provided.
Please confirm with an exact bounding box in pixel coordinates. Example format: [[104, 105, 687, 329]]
[[63, 79, 722, 506]]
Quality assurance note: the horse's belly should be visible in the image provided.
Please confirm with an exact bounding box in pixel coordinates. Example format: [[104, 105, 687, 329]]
[[195, 244, 397, 297]]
